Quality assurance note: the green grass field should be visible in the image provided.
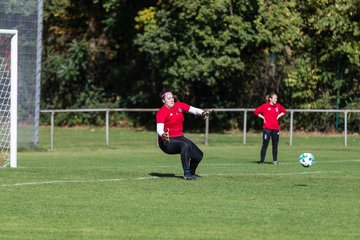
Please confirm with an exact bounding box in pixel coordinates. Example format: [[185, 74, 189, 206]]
[[1, 127, 360, 239]]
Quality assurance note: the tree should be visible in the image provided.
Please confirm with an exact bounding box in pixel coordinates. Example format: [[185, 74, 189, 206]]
[[41, 0, 360, 130], [285, 0, 360, 109], [42, 0, 157, 109], [135, 1, 256, 106]]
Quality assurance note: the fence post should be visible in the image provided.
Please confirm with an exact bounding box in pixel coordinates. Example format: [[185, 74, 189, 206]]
[[289, 110, 294, 146], [106, 110, 109, 146], [344, 110, 348, 146], [243, 110, 247, 144], [205, 115, 209, 145], [50, 111, 54, 149]]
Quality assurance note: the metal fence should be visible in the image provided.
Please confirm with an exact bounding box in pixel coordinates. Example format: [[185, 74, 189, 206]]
[[40, 108, 360, 149]]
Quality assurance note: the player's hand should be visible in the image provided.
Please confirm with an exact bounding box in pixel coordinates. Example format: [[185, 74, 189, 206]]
[[277, 113, 284, 120], [259, 114, 266, 124], [162, 129, 170, 141], [202, 109, 212, 120]]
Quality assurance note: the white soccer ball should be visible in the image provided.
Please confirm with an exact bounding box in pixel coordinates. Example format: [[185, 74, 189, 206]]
[[299, 153, 315, 167]]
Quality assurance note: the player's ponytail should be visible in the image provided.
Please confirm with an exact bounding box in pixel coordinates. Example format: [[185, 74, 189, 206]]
[[265, 95, 270, 102]]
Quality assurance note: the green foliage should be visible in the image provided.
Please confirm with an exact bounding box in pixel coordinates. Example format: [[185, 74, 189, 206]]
[[346, 101, 360, 132], [284, 55, 320, 107], [3, 0, 37, 15], [135, 0, 254, 95], [291, 0, 360, 109], [42, 39, 89, 109], [248, 0, 304, 101], [41, 0, 360, 131]]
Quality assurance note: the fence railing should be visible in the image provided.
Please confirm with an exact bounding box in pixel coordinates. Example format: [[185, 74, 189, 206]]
[[40, 108, 360, 149]]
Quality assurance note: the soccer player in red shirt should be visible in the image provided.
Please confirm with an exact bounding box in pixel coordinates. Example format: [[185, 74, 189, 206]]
[[254, 93, 286, 165], [156, 89, 210, 180]]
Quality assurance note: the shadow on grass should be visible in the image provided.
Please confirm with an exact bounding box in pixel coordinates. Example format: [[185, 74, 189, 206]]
[[294, 184, 309, 187], [149, 172, 183, 179]]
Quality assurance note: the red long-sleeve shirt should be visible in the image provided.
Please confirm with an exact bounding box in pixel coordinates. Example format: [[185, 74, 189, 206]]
[[254, 102, 286, 130]]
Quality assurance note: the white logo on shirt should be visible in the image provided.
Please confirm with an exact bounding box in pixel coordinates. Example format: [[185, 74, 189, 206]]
[[268, 107, 271, 110], [276, 107, 278, 112], [170, 113, 173, 116]]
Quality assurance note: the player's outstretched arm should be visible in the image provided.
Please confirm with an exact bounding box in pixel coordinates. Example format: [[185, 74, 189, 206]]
[[188, 106, 212, 120]]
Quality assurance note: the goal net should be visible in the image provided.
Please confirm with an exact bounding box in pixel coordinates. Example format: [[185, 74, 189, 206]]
[[0, 29, 17, 168]]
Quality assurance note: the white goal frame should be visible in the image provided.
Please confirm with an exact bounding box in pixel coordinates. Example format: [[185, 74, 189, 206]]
[[0, 29, 18, 168]]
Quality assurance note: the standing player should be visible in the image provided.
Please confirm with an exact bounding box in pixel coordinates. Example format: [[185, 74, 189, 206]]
[[156, 89, 210, 180], [254, 92, 286, 165]]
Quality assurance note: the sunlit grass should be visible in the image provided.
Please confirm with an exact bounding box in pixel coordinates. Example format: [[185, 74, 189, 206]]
[[0, 127, 359, 239]]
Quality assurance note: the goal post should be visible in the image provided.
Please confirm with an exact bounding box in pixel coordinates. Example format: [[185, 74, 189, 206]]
[[0, 29, 18, 168]]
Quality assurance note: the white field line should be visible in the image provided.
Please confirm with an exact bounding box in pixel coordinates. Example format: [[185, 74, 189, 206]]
[[0, 178, 126, 187], [155, 159, 360, 168], [200, 171, 341, 177], [0, 171, 340, 187], [322, 159, 360, 163], [205, 159, 360, 165], [12, 159, 360, 170], [136, 176, 159, 180], [0, 176, 164, 187]]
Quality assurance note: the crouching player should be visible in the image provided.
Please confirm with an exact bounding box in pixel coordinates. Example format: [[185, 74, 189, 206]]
[[156, 89, 210, 180]]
